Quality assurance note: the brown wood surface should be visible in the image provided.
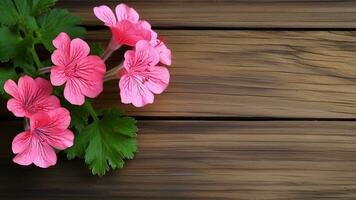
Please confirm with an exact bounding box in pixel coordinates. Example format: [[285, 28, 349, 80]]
[[57, 0, 356, 28], [89, 30, 356, 118], [1, 120, 356, 199], [3, 1, 356, 200]]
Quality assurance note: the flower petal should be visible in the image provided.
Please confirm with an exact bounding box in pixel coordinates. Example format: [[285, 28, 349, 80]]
[[64, 79, 85, 105], [4, 79, 19, 98], [111, 21, 151, 46], [93, 5, 117, 27], [35, 77, 53, 95], [155, 41, 172, 66], [115, 3, 139, 23], [29, 112, 51, 131], [71, 56, 106, 98], [46, 108, 71, 131], [13, 132, 57, 168], [144, 66, 170, 94], [51, 33, 70, 66], [70, 38, 90, 61], [32, 142, 57, 168], [47, 129, 74, 150], [51, 49, 68, 67], [17, 75, 36, 100], [76, 55, 106, 81], [52, 32, 71, 51], [12, 131, 32, 154], [7, 98, 25, 117], [119, 74, 154, 107], [135, 40, 160, 68], [50, 66, 67, 86]]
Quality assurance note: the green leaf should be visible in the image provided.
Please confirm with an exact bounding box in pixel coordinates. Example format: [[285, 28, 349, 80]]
[[37, 8, 86, 51], [24, 16, 38, 31], [0, 0, 19, 25], [0, 66, 18, 98], [0, 27, 24, 62], [0, 1, 18, 25], [90, 43, 104, 56], [14, 0, 31, 18], [31, 0, 57, 16], [67, 108, 138, 176]]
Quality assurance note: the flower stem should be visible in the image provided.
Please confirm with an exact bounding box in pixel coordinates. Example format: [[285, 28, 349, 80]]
[[24, 118, 30, 130], [101, 38, 121, 61], [103, 63, 123, 82], [38, 66, 52, 74], [84, 100, 99, 122], [30, 45, 43, 69]]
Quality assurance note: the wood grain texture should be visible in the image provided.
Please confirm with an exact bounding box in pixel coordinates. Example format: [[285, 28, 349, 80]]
[[87, 30, 356, 118], [57, 0, 356, 28], [1, 120, 356, 199]]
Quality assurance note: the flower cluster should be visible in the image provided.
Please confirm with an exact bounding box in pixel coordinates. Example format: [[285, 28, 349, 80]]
[[5, 76, 73, 168], [3, 3, 171, 172]]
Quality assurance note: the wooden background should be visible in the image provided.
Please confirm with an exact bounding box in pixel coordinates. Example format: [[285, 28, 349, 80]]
[[2, 0, 356, 199]]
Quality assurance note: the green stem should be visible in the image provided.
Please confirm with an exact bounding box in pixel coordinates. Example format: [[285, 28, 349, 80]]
[[84, 100, 99, 122], [30, 45, 43, 68]]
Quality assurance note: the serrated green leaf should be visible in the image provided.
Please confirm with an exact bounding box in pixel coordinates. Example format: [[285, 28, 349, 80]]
[[66, 108, 138, 176], [0, 66, 18, 98], [37, 8, 85, 51], [24, 16, 38, 31], [0, 27, 24, 62], [0, 0, 19, 25], [31, 0, 57, 16], [14, 0, 31, 18]]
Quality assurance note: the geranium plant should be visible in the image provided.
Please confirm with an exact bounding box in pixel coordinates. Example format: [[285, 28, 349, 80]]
[[0, 0, 171, 176]]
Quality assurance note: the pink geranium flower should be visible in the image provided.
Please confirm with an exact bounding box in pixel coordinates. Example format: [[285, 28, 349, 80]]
[[139, 22, 172, 66], [93, 4, 151, 48], [4, 75, 60, 118], [119, 40, 170, 107], [50, 32, 106, 105], [12, 108, 74, 168]]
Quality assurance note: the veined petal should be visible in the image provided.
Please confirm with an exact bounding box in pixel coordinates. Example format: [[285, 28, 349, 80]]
[[64, 79, 85, 105], [52, 32, 71, 52], [13, 132, 57, 168], [7, 98, 25, 117], [51, 49, 68, 67], [50, 66, 67, 86], [52, 32, 70, 65], [70, 38, 90, 61], [93, 5, 117, 27], [135, 40, 160, 68], [34, 77, 53, 96], [32, 142, 57, 168], [4, 79, 19, 98], [119, 74, 154, 107], [115, 3, 139, 23], [17, 75, 37, 101], [12, 131, 32, 154], [144, 66, 170, 94], [30, 112, 51, 131], [46, 129, 74, 150], [111, 21, 151, 46], [76, 55, 106, 81]]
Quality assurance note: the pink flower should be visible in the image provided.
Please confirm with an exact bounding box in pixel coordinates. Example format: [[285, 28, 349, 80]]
[[50, 32, 106, 105], [93, 4, 151, 47], [149, 31, 172, 66], [119, 40, 170, 107], [4, 75, 60, 118], [12, 108, 74, 168]]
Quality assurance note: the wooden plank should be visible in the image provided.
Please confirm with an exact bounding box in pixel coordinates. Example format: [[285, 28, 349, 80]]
[[57, 0, 356, 28], [87, 30, 356, 118], [1, 120, 356, 199]]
